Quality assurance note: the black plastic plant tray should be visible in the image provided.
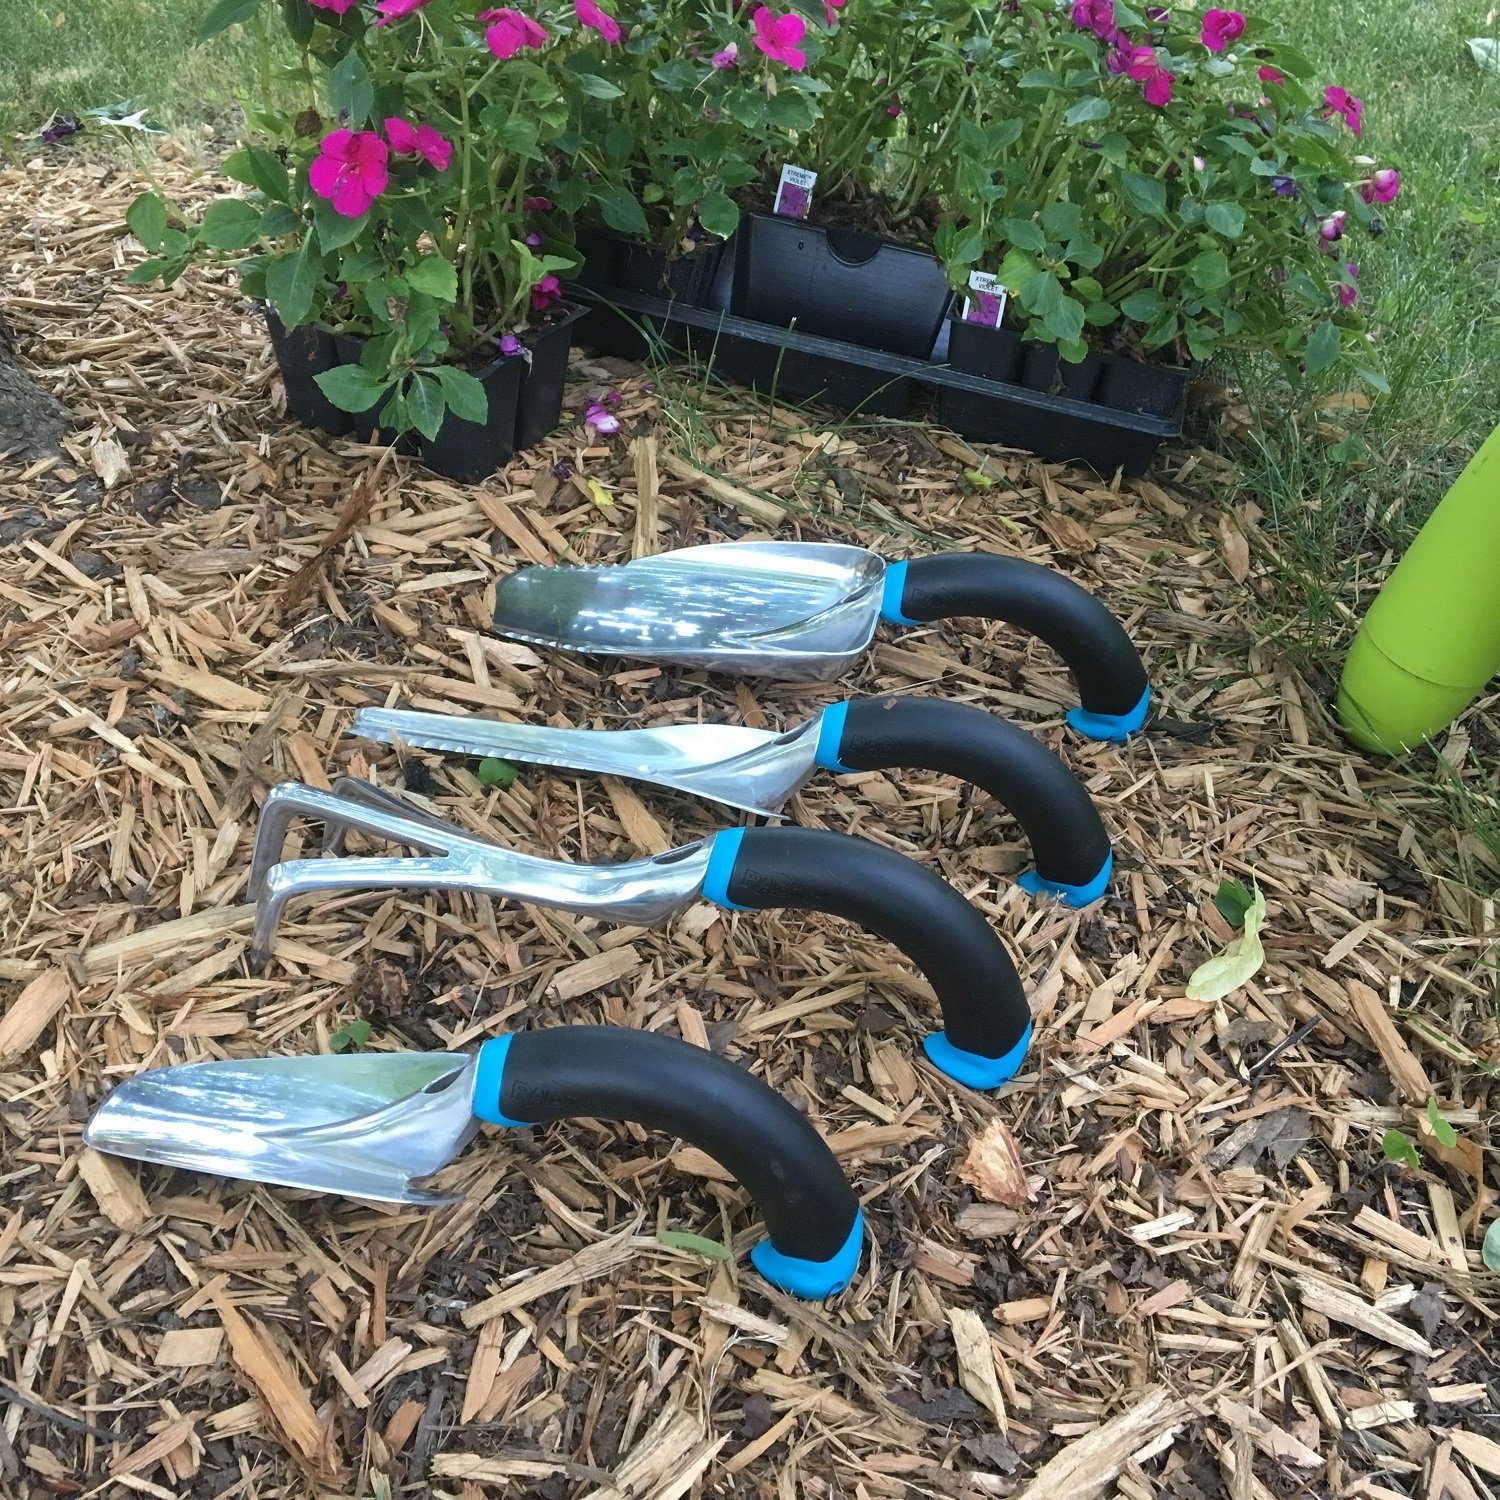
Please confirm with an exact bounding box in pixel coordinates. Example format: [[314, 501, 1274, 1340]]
[[570, 282, 1184, 476]]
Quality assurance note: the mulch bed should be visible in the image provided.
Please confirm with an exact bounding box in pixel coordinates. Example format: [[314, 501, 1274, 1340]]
[[2, 147, 1497, 1500]]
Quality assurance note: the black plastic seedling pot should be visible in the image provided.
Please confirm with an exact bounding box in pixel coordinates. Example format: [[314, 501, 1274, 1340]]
[[731, 212, 953, 360], [1095, 354, 1192, 418]]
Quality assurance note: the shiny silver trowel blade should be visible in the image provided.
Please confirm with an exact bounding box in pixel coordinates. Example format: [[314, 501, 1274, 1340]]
[[351, 707, 822, 817], [491, 541, 888, 681], [83, 1052, 481, 1205]]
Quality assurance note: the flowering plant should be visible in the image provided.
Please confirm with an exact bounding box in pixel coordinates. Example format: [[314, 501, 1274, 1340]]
[[125, 0, 578, 438], [933, 1, 1400, 381]]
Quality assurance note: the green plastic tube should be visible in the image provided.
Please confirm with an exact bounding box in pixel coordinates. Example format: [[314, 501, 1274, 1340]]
[[1338, 424, 1500, 753]]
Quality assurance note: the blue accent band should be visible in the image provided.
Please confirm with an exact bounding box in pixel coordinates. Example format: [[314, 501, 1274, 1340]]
[[1065, 684, 1151, 743], [1018, 849, 1113, 909], [923, 1022, 1032, 1089], [878, 559, 921, 627], [813, 701, 853, 774], [749, 1208, 864, 1299], [702, 827, 753, 912], [472, 1035, 537, 1127]]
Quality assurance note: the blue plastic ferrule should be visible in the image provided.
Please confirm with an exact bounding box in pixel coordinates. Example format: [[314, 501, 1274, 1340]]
[[472, 1035, 537, 1127], [702, 827, 754, 912], [1065, 684, 1151, 743], [749, 1208, 864, 1299], [1018, 849, 1113, 909], [878, 559, 922, 627], [813, 701, 854, 774], [922, 1022, 1033, 1090]]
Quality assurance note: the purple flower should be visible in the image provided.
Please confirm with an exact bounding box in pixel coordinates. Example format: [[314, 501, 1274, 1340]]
[[1323, 85, 1363, 137], [499, 332, 525, 356], [1337, 263, 1359, 309], [1200, 8, 1245, 52], [1318, 210, 1347, 243], [712, 42, 738, 67], [1360, 167, 1400, 205], [585, 400, 620, 434], [1271, 174, 1299, 197], [531, 273, 562, 311], [526, 231, 543, 246], [41, 114, 81, 144]]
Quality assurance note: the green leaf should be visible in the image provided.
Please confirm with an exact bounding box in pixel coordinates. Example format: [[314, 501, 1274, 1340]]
[[698, 192, 739, 240], [596, 185, 648, 237], [329, 51, 373, 127], [1120, 171, 1167, 216], [126, 192, 169, 252], [1382, 1129, 1421, 1172], [199, 197, 263, 250], [1120, 287, 1167, 322], [265, 237, 319, 327], [1426, 1098, 1458, 1148], [1000, 217, 1045, 253], [1186, 248, 1230, 291], [432, 365, 487, 424], [406, 372, 446, 441], [1186, 886, 1266, 1002], [311, 198, 367, 251], [225, 145, 290, 203], [1063, 95, 1110, 127], [1484, 1217, 1500, 1272], [199, 0, 261, 39], [477, 756, 519, 788], [997, 247, 1040, 293], [260, 203, 301, 237], [315, 364, 390, 412], [766, 89, 817, 130], [1303, 319, 1341, 375], [571, 70, 625, 99], [329, 1017, 372, 1052], [1213, 878, 1256, 928], [406, 255, 458, 303], [280, 0, 316, 45], [657, 1229, 733, 1261], [1205, 202, 1246, 239], [125, 258, 171, 285], [1041, 202, 1082, 241]]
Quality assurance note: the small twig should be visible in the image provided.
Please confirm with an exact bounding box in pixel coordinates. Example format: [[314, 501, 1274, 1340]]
[[0, 1377, 120, 1442]]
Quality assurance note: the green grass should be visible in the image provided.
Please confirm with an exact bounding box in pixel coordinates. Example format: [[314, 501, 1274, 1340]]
[[0, 0, 266, 140]]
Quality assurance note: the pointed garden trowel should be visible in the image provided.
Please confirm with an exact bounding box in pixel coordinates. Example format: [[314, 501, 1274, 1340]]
[[351, 692, 1114, 906], [490, 540, 1151, 740], [83, 1027, 866, 1298]]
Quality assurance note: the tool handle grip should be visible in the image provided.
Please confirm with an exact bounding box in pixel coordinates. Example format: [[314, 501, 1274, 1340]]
[[885, 554, 1150, 740], [816, 696, 1111, 899], [474, 1029, 862, 1298], [707, 825, 1032, 1088]]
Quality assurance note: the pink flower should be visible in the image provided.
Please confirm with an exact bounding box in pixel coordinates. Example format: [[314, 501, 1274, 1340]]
[[712, 42, 738, 66], [585, 400, 620, 434], [823, 0, 844, 25], [385, 117, 451, 171], [1360, 167, 1400, 204], [483, 8, 548, 57], [752, 7, 807, 69], [1200, 8, 1244, 52], [531, 274, 562, 312], [1337, 263, 1359, 309], [309, 0, 359, 12], [1071, 0, 1115, 38], [886, 93, 902, 116], [575, 0, 622, 43], [308, 129, 389, 218], [499, 332, 525, 356], [374, 0, 429, 23], [1143, 65, 1173, 106], [1258, 64, 1284, 84], [1115, 42, 1159, 81], [1318, 210, 1347, 242], [523, 195, 553, 212], [525, 231, 543, 246], [1323, 84, 1363, 137]]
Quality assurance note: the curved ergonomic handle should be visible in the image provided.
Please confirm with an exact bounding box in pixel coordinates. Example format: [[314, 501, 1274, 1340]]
[[880, 554, 1151, 741], [704, 825, 1032, 1088], [815, 696, 1113, 905], [473, 1029, 862, 1298]]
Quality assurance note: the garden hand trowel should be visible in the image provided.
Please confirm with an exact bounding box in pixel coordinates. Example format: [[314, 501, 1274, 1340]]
[[490, 540, 1151, 740], [83, 1027, 866, 1298], [351, 692, 1114, 905]]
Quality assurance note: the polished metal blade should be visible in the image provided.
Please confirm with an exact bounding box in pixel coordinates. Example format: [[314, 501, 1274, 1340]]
[[84, 1052, 481, 1205], [350, 708, 822, 817], [491, 541, 887, 681]]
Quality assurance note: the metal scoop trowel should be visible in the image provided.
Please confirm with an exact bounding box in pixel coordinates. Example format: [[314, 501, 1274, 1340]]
[[84, 1027, 865, 1298], [490, 541, 1151, 741], [351, 693, 1114, 906]]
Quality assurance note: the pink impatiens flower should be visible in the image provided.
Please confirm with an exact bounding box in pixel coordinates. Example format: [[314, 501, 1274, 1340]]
[[1072, 0, 1115, 38], [1115, 42, 1159, 81], [712, 42, 738, 66], [483, 8, 548, 58], [374, 0, 430, 23], [1323, 84, 1363, 137], [752, 7, 807, 69], [1360, 167, 1400, 204], [887, 93, 902, 116], [1200, 8, 1244, 52], [1337, 263, 1359, 308], [308, 129, 389, 218], [531, 274, 562, 312], [1143, 65, 1174, 106], [1318, 210, 1347, 243], [523, 195, 554, 212], [1258, 64, 1284, 84], [575, 0, 622, 44], [309, 0, 359, 13], [385, 117, 452, 172], [823, 0, 844, 26]]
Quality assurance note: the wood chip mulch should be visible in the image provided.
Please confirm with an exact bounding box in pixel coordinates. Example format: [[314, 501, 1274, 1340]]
[[2, 148, 1497, 1500]]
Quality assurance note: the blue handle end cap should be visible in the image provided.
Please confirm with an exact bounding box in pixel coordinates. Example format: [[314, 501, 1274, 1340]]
[[1066, 684, 1151, 743], [750, 1209, 864, 1299], [472, 1034, 538, 1127], [923, 1023, 1033, 1090], [878, 558, 921, 627], [1018, 850, 1113, 909], [702, 827, 754, 912], [813, 701, 854, 774]]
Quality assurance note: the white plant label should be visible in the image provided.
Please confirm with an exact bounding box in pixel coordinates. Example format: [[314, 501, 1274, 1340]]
[[961, 270, 1008, 329], [773, 165, 817, 220]]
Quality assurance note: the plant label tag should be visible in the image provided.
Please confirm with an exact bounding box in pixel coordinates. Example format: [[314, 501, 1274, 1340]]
[[962, 271, 1007, 329], [774, 165, 817, 220]]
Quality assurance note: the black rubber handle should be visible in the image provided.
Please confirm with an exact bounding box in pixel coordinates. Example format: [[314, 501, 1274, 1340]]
[[724, 825, 1030, 1061], [830, 696, 1111, 889], [493, 1028, 858, 1265], [897, 553, 1148, 719]]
